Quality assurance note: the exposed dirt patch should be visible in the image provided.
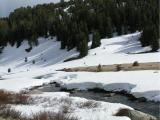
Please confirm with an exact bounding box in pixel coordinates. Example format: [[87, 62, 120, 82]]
[[59, 62, 160, 72]]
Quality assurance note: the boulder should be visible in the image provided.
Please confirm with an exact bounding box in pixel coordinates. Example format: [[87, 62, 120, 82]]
[[104, 93, 115, 97], [115, 109, 157, 120]]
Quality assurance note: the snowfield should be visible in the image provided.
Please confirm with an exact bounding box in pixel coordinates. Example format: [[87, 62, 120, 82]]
[[0, 37, 78, 74], [0, 32, 159, 119]]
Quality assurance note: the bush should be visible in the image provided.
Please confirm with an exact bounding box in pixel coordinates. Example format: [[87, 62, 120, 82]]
[[116, 65, 122, 71], [32, 111, 78, 120], [132, 61, 139, 66], [0, 107, 21, 119], [25, 47, 32, 52], [0, 90, 29, 104], [8, 68, 11, 73], [32, 60, 35, 64], [25, 57, 28, 62], [78, 101, 99, 109], [97, 64, 102, 72]]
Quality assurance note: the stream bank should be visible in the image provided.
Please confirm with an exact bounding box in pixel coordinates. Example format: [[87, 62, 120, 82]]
[[30, 83, 160, 119]]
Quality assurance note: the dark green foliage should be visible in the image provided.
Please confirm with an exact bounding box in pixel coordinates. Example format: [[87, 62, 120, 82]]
[[0, 0, 159, 56], [79, 32, 88, 57], [8, 68, 11, 73], [132, 61, 139, 67], [32, 60, 35, 64], [97, 64, 102, 72], [140, 25, 159, 52], [149, 26, 159, 52], [91, 31, 101, 49], [25, 47, 32, 52], [25, 57, 28, 62]]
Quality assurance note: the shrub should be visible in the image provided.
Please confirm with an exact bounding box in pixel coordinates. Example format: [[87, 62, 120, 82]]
[[32, 60, 35, 64], [60, 98, 72, 106], [132, 61, 139, 66], [8, 68, 11, 73], [0, 104, 21, 119], [0, 107, 21, 119], [25, 47, 32, 52], [25, 57, 28, 62], [97, 64, 102, 72], [78, 101, 99, 109], [32, 111, 78, 120], [0, 90, 29, 104], [116, 65, 122, 71]]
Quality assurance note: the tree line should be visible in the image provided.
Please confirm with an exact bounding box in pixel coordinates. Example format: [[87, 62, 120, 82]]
[[0, 0, 159, 57]]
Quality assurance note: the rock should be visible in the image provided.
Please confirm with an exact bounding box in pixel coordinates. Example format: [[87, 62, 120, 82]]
[[115, 109, 157, 120], [137, 97, 147, 102], [70, 90, 76, 94], [104, 93, 115, 97], [28, 90, 43, 94], [55, 83, 61, 87]]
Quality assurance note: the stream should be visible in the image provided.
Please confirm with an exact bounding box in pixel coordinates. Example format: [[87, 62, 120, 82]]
[[34, 83, 160, 119]]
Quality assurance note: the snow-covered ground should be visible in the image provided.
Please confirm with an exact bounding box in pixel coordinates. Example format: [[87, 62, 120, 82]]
[[0, 37, 78, 74], [13, 92, 131, 120], [0, 32, 159, 119]]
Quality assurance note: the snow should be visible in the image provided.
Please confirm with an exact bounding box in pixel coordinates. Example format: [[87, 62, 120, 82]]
[[0, 33, 159, 101], [0, 37, 78, 74], [13, 92, 131, 120], [0, 32, 159, 119], [56, 70, 160, 101]]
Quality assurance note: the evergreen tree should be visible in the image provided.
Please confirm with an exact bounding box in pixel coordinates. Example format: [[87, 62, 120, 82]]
[[150, 25, 159, 52], [79, 31, 88, 57], [91, 31, 101, 49], [0, 0, 159, 55], [106, 17, 113, 38]]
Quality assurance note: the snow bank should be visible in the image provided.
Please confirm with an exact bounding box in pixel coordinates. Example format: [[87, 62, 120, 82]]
[[56, 70, 160, 101], [13, 92, 131, 120]]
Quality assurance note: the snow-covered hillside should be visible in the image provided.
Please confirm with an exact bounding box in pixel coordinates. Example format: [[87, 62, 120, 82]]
[[0, 37, 78, 74], [0, 32, 159, 120], [0, 32, 159, 73], [0, 32, 159, 98]]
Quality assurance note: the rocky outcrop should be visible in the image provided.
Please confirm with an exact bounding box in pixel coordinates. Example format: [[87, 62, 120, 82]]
[[115, 109, 157, 120]]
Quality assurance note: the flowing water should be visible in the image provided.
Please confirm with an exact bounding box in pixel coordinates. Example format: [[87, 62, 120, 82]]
[[35, 84, 160, 119]]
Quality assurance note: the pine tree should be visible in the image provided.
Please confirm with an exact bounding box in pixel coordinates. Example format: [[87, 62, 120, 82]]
[[140, 26, 150, 47], [106, 17, 113, 38], [91, 31, 101, 49], [150, 25, 159, 52], [79, 31, 88, 57], [140, 25, 159, 51]]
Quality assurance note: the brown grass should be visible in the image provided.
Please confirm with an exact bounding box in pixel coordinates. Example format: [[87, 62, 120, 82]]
[[0, 104, 21, 119], [0, 106, 78, 120], [78, 100, 100, 109], [32, 111, 78, 120], [0, 90, 78, 120], [60, 62, 160, 72], [0, 90, 29, 104]]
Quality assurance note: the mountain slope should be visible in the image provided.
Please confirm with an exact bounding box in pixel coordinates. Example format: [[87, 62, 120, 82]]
[[0, 33, 159, 100], [0, 32, 159, 120], [0, 37, 78, 73]]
